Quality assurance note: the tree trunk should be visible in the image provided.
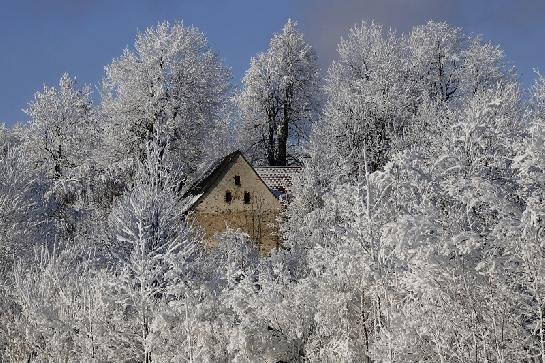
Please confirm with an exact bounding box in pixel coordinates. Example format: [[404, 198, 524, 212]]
[[277, 114, 288, 166], [267, 110, 276, 166], [276, 86, 292, 166]]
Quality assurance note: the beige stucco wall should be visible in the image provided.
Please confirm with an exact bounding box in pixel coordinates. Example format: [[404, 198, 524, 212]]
[[190, 154, 284, 255]]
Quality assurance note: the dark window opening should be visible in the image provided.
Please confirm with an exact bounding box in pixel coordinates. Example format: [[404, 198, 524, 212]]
[[234, 175, 241, 186], [244, 191, 251, 204], [225, 190, 232, 203]]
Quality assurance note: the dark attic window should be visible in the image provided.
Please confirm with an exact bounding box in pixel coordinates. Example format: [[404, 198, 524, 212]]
[[244, 191, 251, 204], [234, 175, 241, 186], [225, 190, 232, 203]]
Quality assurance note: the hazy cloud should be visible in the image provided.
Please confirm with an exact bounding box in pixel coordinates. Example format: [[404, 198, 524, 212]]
[[295, 0, 457, 71], [294, 0, 544, 77]]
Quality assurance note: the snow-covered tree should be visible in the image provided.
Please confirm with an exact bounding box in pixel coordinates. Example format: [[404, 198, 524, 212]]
[[284, 21, 523, 361], [101, 21, 231, 175], [23, 74, 99, 242], [25, 73, 97, 181], [300, 21, 511, 193], [0, 144, 48, 284], [104, 130, 199, 361], [5, 18, 545, 363], [408, 22, 509, 103], [10, 246, 109, 361], [0, 139, 50, 361], [7, 131, 202, 361], [238, 19, 321, 166], [507, 74, 545, 360]]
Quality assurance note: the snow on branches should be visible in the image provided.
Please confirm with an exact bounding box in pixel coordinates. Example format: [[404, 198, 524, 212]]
[[3, 19, 545, 363]]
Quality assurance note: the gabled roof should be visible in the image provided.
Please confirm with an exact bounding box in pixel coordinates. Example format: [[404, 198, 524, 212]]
[[181, 150, 241, 212], [181, 150, 283, 213], [183, 150, 241, 198]]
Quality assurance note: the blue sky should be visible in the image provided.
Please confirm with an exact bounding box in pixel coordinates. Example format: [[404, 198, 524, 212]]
[[1, 0, 544, 124]]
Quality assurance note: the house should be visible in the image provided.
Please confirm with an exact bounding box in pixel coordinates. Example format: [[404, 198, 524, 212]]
[[182, 150, 301, 255]]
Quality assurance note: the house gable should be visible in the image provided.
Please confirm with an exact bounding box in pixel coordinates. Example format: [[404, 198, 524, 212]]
[[183, 150, 284, 254], [193, 153, 283, 214]]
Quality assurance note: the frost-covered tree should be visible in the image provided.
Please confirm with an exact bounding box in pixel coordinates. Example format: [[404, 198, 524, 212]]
[[380, 83, 522, 360], [288, 20, 513, 247], [23, 74, 99, 242], [104, 131, 198, 361], [286, 79, 524, 361], [284, 21, 524, 361], [0, 139, 50, 361], [11, 246, 109, 362], [25, 73, 97, 180], [324, 22, 407, 175], [516, 73, 545, 207], [101, 21, 231, 175], [508, 74, 545, 360], [408, 22, 508, 103], [0, 143, 48, 284], [304, 21, 510, 191], [5, 18, 545, 363], [7, 131, 202, 362], [238, 19, 321, 166]]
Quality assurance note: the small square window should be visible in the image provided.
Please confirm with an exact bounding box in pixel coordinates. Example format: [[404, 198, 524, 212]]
[[244, 191, 251, 204], [225, 190, 232, 203], [234, 175, 241, 186]]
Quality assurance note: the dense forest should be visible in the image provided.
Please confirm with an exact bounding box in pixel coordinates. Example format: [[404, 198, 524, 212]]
[[2, 19, 545, 362]]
